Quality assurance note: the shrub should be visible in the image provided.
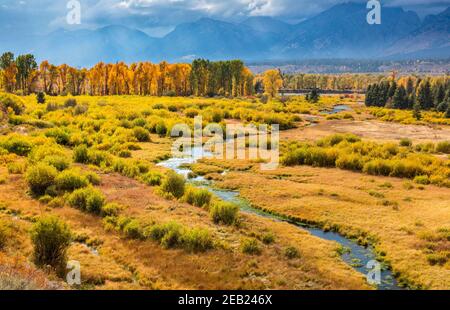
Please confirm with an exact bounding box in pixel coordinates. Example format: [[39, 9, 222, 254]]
[[160, 225, 183, 249], [185, 108, 199, 118], [45, 128, 70, 146], [210, 202, 239, 225], [415, 143, 435, 153], [7, 162, 26, 174], [146, 222, 182, 242], [43, 155, 70, 171], [64, 98, 77, 108], [133, 118, 147, 127], [181, 228, 214, 253], [414, 175, 431, 185], [241, 238, 262, 255], [46, 102, 59, 112], [161, 171, 185, 199], [261, 233, 275, 245], [36, 92, 45, 104], [133, 127, 151, 142], [319, 134, 361, 147], [68, 187, 105, 215], [28, 144, 65, 163], [168, 104, 178, 111], [48, 197, 65, 209], [210, 110, 223, 123], [363, 159, 393, 177], [144, 221, 215, 252], [0, 94, 25, 115], [399, 138, 412, 147], [369, 190, 385, 199], [281, 148, 306, 166], [260, 94, 269, 104], [427, 253, 448, 266], [436, 141, 450, 154], [152, 103, 164, 110], [45, 185, 59, 197], [284, 246, 300, 259], [390, 160, 424, 179], [1, 136, 33, 156], [101, 203, 122, 217], [336, 154, 364, 171], [26, 164, 58, 196], [183, 187, 212, 208], [112, 159, 140, 178], [87, 150, 111, 167], [85, 171, 101, 185], [73, 145, 89, 164], [86, 189, 105, 214], [305, 147, 339, 167], [118, 150, 132, 158], [55, 169, 89, 192], [67, 188, 88, 210], [30, 216, 72, 270], [155, 122, 167, 136], [73, 104, 88, 115], [116, 216, 132, 231], [142, 171, 162, 186], [123, 220, 144, 240]]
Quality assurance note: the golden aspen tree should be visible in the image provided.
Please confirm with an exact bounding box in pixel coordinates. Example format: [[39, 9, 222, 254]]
[[263, 69, 283, 98]]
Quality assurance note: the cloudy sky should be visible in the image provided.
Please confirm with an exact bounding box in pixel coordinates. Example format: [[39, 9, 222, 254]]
[[1, 0, 449, 37]]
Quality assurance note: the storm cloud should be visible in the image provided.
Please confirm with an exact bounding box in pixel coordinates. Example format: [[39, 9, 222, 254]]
[[0, 0, 448, 37]]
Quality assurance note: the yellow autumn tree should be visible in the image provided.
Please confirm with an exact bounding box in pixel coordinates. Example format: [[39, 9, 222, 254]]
[[263, 69, 283, 98]]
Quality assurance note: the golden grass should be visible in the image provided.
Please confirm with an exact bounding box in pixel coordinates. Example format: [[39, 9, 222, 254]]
[[210, 164, 450, 289], [0, 166, 370, 290]]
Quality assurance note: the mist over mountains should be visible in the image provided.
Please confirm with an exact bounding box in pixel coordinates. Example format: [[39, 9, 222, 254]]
[[1, 2, 449, 67]]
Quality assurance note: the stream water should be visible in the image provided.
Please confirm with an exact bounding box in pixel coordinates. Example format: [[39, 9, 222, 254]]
[[322, 104, 353, 115], [158, 145, 403, 290]]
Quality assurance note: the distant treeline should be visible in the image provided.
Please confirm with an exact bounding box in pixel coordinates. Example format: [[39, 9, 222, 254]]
[[0, 52, 254, 97], [250, 59, 450, 75], [283, 73, 386, 91], [365, 76, 450, 116]]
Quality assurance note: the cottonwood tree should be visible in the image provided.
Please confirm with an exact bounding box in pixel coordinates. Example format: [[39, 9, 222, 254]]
[[0, 52, 17, 92], [263, 69, 283, 99]]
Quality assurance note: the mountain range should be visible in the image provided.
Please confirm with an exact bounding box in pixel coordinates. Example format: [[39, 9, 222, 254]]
[[1, 2, 449, 67]]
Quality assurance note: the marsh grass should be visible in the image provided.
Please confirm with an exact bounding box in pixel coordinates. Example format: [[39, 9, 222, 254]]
[[161, 171, 185, 199], [241, 238, 262, 255], [183, 187, 212, 208], [210, 202, 239, 225], [282, 134, 450, 187], [30, 216, 72, 273]]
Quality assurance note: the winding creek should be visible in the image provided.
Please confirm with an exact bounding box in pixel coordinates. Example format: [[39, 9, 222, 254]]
[[158, 135, 403, 291]]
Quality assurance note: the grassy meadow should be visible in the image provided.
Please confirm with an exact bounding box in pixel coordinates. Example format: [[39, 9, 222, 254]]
[[0, 92, 449, 290]]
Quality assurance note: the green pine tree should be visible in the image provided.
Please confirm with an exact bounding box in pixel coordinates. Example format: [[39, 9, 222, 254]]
[[413, 102, 422, 121], [417, 80, 433, 110], [393, 86, 407, 109], [433, 83, 445, 108]]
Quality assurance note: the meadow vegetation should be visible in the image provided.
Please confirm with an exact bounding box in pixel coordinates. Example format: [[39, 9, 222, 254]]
[[281, 134, 450, 187], [0, 88, 448, 290]]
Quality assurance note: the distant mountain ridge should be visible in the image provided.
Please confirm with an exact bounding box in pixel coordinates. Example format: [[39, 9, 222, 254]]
[[276, 3, 421, 59], [2, 2, 449, 66], [384, 7, 450, 59]]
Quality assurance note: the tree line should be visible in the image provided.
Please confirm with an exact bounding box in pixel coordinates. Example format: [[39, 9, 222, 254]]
[[0, 52, 254, 97], [283, 73, 386, 91], [365, 76, 450, 117]]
